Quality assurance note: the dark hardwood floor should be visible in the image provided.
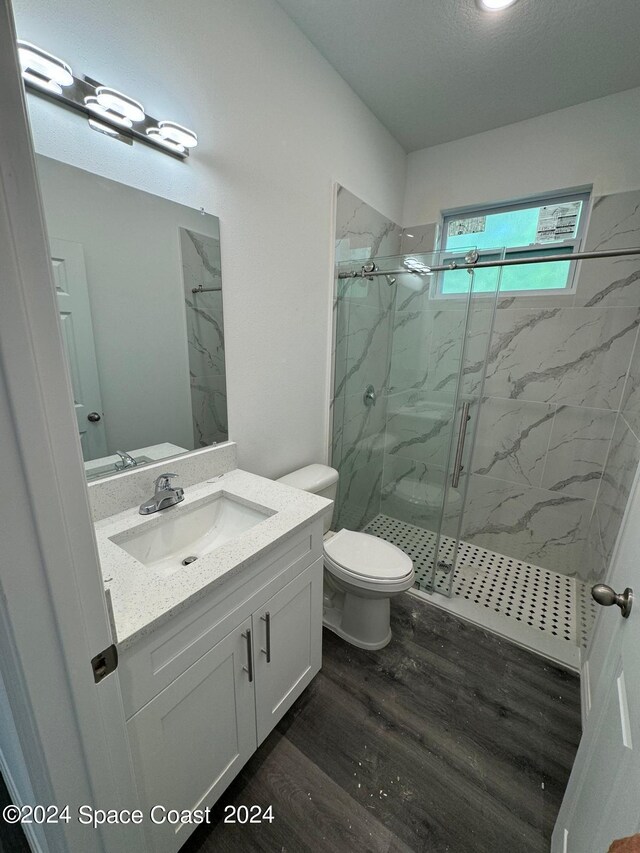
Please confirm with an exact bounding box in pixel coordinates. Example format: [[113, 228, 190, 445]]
[[182, 594, 581, 853], [0, 594, 581, 852]]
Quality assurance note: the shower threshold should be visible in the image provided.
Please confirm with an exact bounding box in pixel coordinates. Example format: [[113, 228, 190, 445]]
[[364, 514, 595, 672]]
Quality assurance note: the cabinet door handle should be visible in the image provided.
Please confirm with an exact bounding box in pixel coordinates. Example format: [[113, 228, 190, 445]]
[[260, 612, 271, 663], [241, 629, 253, 682]]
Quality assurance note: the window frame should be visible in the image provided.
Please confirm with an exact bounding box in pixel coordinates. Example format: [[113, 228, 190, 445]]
[[435, 189, 591, 300]]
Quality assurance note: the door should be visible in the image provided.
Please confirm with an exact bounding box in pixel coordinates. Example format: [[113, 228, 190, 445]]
[[51, 237, 108, 460], [431, 258, 502, 595], [552, 467, 640, 851], [253, 559, 323, 744], [1, 10, 143, 853], [127, 618, 257, 853]]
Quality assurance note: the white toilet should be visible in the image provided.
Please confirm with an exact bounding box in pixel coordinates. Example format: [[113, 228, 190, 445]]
[[277, 464, 415, 650]]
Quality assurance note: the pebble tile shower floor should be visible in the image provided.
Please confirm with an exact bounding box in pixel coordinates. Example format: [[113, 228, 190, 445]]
[[364, 514, 595, 650]]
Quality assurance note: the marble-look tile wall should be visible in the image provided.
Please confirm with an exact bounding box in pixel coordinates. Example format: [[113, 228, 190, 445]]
[[180, 228, 228, 448], [332, 187, 402, 529], [455, 191, 640, 580]]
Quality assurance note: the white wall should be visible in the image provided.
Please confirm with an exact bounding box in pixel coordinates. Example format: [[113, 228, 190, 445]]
[[403, 87, 640, 225], [12, 0, 406, 478]]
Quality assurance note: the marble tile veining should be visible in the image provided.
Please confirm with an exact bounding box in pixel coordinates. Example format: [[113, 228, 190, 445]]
[[596, 414, 640, 568], [472, 397, 555, 487], [541, 405, 616, 498], [484, 306, 640, 409], [180, 227, 228, 448], [574, 191, 640, 308], [462, 474, 591, 577]]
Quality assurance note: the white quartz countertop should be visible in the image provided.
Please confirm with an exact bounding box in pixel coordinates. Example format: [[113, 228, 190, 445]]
[[95, 469, 332, 649]]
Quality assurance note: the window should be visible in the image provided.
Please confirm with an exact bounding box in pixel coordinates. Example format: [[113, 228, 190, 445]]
[[438, 191, 590, 296]]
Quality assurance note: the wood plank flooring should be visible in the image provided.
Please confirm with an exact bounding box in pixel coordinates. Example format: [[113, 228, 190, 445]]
[[0, 593, 581, 852], [182, 594, 581, 853]]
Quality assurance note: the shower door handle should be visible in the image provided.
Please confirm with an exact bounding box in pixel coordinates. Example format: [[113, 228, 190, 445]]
[[451, 402, 471, 489]]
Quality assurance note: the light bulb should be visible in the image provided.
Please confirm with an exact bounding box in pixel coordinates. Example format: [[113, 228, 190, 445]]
[[17, 41, 73, 87], [95, 87, 145, 123], [478, 0, 519, 9], [21, 70, 63, 95], [157, 121, 198, 148], [146, 127, 186, 155], [84, 96, 132, 128]]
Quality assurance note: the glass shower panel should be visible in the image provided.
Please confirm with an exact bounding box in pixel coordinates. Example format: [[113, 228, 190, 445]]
[[382, 250, 473, 591], [331, 258, 396, 531], [430, 259, 504, 597], [331, 249, 502, 595]]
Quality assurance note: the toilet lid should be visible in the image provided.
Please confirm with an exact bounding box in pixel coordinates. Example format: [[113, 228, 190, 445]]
[[324, 530, 413, 581]]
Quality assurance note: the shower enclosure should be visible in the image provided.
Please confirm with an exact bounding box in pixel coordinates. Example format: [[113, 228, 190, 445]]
[[331, 243, 640, 664], [332, 249, 502, 596]]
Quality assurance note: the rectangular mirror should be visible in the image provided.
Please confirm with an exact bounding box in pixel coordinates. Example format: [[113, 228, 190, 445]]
[[36, 155, 227, 481]]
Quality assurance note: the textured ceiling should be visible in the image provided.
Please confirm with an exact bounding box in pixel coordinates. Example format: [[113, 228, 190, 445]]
[[275, 0, 640, 151]]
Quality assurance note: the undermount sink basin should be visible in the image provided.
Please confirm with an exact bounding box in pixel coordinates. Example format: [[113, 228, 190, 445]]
[[111, 492, 275, 577]]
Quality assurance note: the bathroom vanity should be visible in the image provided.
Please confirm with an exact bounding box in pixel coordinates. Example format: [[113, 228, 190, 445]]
[[94, 468, 331, 853]]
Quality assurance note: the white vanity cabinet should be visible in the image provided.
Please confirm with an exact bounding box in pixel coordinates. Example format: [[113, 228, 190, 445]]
[[126, 617, 257, 853], [252, 561, 322, 744], [120, 521, 324, 853]]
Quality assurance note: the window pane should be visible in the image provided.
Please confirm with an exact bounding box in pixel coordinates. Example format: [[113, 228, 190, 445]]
[[499, 260, 571, 292], [441, 267, 499, 295], [440, 195, 587, 296], [440, 246, 573, 295], [446, 200, 582, 253]]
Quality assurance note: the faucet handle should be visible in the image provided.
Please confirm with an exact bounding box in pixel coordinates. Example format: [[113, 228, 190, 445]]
[[154, 472, 179, 491]]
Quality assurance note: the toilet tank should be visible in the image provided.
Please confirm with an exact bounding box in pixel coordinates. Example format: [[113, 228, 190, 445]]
[[277, 464, 338, 533]]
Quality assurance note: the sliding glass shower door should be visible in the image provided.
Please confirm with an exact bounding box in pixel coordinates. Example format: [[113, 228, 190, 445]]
[[331, 249, 503, 596]]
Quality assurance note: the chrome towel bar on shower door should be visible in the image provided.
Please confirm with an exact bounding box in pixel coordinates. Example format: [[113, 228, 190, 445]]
[[452, 402, 471, 489]]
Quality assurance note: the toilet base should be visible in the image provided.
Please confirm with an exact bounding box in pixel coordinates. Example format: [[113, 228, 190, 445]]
[[322, 586, 393, 650]]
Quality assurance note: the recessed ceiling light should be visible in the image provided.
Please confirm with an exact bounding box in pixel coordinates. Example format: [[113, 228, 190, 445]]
[[477, 0, 519, 10]]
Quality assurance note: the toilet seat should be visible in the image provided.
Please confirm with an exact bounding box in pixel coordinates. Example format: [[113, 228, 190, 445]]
[[323, 529, 414, 588]]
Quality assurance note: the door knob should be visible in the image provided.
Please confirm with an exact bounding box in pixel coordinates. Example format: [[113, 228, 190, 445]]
[[87, 412, 102, 422], [591, 584, 633, 618]]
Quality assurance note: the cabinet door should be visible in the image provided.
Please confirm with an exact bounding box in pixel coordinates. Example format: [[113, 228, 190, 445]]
[[127, 618, 257, 853], [253, 558, 323, 744]]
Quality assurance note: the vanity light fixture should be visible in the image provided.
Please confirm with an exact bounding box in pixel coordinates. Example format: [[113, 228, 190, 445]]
[[477, 0, 519, 10], [157, 121, 198, 149], [17, 41, 73, 93], [145, 128, 186, 155], [95, 86, 145, 123], [84, 95, 133, 129], [16, 39, 197, 160]]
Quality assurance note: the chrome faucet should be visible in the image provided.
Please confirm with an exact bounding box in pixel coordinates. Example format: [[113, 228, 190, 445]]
[[114, 450, 137, 471], [139, 473, 184, 515]]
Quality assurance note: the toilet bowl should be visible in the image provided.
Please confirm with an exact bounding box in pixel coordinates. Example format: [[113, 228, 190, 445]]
[[277, 464, 415, 650]]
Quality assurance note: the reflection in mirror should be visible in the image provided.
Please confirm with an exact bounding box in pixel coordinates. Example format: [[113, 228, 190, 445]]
[[36, 155, 227, 481]]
